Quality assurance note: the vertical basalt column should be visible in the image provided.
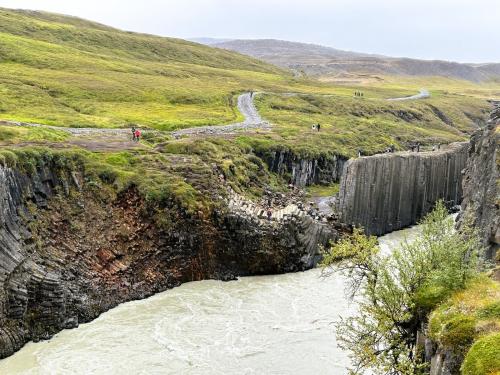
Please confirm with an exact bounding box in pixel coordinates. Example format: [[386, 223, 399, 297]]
[[337, 143, 469, 235]]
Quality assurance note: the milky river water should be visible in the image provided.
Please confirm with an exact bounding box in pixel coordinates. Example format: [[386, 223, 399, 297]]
[[0, 226, 421, 375]]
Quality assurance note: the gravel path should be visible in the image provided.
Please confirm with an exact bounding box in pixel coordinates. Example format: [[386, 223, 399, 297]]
[[171, 92, 269, 138], [0, 93, 269, 140], [387, 89, 430, 101]]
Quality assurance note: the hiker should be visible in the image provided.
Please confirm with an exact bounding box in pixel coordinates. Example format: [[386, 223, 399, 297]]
[[134, 128, 141, 142], [267, 209, 272, 221], [438, 143, 441, 150], [416, 142, 421, 152], [358, 149, 363, 157], [131, 126, 136, 141], [390, 144, 395, 153], [250, 91, 254, 98], [316, 123, 321, 132]]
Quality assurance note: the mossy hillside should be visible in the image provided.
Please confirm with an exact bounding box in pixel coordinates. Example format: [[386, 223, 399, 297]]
[[0, 125, 69, 144], [0, 7, 291, 129], [428, 276, 500, 373], [354, 75, 500, 101], [253, 92, 490, 157], [0, 7, 496, 143], [0, 141, 285, 214]]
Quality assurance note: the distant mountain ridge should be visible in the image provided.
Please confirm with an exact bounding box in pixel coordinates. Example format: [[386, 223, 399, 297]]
[[211, 39, 500, 82], [188, 37, 234, 45]]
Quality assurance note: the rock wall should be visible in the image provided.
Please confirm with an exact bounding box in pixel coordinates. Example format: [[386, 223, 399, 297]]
[[424, 108, 499, 375], [457, 107, 499, 259], [337, 143, 468, 235], [258, 149, 347, 187], [0, 162, 338, 359]]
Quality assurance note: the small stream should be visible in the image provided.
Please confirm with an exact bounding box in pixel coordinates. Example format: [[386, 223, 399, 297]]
[[0, 224, 422, 375]]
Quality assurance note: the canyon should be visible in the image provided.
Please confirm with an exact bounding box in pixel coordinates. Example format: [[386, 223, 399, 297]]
[[0, 118, 489, 360]]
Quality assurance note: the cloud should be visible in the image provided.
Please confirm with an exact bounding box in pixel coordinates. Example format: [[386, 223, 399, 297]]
[[0, 0, 499, 62]]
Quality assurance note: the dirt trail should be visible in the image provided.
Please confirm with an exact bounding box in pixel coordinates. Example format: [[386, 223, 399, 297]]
[[0, 93, 268, 141]]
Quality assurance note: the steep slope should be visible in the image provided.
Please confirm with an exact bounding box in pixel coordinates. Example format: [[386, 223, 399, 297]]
[[214, 39, 500, 82], [0, 8, 290, 129]]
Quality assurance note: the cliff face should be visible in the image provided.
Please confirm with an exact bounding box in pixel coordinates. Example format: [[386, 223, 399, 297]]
[[457, 107, 499, 259], [258, 150, 347, 187], [0, 162, 337, 359], [426, 109, 499, 375], [337, 143, 468, 235]]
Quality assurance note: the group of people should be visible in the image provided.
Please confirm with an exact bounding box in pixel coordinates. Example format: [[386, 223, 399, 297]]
[[358, 142, 443, 158], [311, 123, 321, 132], [354, 91, 364, 97], [131, 126, 141, 142], [410, 142, 421, 152], [384, 145, 396, 153]]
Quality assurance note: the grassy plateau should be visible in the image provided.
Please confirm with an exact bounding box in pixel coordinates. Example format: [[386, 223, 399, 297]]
[[0, 7, 498, 195]]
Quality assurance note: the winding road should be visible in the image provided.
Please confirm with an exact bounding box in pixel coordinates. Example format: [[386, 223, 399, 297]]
[[171, 93, 269, 138], [387, 89, 430, 101]]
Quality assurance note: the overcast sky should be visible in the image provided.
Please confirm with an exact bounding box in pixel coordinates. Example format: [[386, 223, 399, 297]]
[[0, 0, 499, 63]]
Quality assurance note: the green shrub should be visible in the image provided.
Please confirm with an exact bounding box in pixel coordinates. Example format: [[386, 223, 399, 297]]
[[478, 301, 500, 319], [461, 333, 500, 375]]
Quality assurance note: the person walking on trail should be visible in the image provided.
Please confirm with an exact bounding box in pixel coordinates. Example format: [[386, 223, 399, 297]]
[[316, 123, 321, 132], [267, 208, 272, 221], [416, 142, 421, 153], [250, 91, 254, 98], [134, 129, 141, 142], [131, 126, 136, 141]]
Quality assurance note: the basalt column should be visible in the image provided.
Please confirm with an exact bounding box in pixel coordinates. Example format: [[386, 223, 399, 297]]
[[337, 143, 468, 235]]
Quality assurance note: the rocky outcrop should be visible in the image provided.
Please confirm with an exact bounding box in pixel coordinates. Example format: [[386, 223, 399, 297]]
[[258, 149, 347, 187], [424, 108, 499, 375], [0, 160, 338, 359], [226, 190, 339, 267], [0, 163, 68, 357], [337, 143, 468, 235], [457, 107, 499, 259]]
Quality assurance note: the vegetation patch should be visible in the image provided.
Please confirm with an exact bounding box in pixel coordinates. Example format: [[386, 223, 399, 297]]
[[428, 276, 500, 363], [321, 202, 486, 374], [461, 333, 500, 375]]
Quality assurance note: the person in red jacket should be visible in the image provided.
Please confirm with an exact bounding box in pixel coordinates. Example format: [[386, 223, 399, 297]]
[[134, 129, 141, 142]]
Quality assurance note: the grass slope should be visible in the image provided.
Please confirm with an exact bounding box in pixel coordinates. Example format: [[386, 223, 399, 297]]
[[0, 8, 497, 160], [0, 8, 296, 129]]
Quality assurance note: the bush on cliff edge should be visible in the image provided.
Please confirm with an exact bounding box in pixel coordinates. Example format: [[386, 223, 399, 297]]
[[322, 201, 484, 375]]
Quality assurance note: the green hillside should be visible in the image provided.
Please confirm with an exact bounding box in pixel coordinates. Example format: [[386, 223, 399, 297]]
[[0, 8, 295, 129], [0, 7, 496, 158]]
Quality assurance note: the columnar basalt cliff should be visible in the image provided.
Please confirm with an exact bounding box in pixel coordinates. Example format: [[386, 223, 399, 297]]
[[426, 108, 499, 375], [258, 149, 347, 187], [337, 143, 468, 235], [0, 160, 337, 359], [457, 107, 499, 259]]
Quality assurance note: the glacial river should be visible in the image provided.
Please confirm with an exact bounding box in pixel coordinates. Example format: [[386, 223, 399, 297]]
[[0, 226, 421, 375]]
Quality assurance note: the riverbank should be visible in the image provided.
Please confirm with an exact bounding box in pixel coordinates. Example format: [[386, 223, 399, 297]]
[[0, 225, 421, 375]]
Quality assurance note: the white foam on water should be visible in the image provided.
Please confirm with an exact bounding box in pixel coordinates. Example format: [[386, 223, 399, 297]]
[[0, 225, 419, 375]]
